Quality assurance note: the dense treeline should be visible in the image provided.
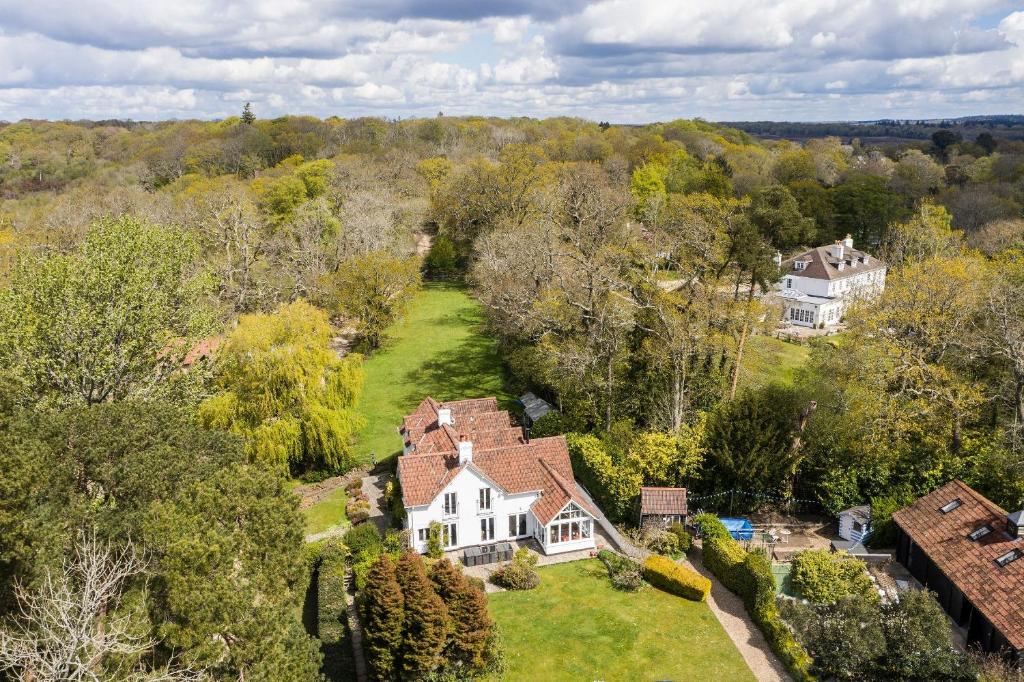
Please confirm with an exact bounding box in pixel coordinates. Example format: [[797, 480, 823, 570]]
[[1, 110, 1023, 678]]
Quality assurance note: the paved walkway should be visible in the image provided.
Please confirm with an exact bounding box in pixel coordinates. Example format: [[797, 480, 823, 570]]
[[342, 570, 369, 682], [686, 546, 791, 682], [363, 469, 390, 534]]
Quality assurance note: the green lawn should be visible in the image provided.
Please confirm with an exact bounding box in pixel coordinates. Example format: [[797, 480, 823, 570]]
[[739, 334, 810, 390], [488, 560, 755, 682], [352, 282, 511, 465], [302, 487, 347, 536]]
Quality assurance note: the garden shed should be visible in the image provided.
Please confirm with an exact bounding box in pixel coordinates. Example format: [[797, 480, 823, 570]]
[[838, 504, 872, 542], [518, 392, 553, 427], [639, 487, 687, 528]]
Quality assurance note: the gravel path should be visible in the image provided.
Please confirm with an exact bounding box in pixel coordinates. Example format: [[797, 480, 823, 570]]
[[685, 547, 791, 682]]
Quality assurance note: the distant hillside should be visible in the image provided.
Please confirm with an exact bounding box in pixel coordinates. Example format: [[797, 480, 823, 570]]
[[719, 115, 1024, 144]]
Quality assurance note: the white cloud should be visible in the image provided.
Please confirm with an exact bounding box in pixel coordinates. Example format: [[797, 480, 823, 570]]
[[0, 1, 1020, 122]]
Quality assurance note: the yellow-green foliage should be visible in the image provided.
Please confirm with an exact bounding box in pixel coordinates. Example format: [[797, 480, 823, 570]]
[[642, 555, 711, 602], [201, 299, 365, 474]]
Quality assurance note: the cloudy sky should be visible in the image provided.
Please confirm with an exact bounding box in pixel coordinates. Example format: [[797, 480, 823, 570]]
[[0, 0, 1023, 122]]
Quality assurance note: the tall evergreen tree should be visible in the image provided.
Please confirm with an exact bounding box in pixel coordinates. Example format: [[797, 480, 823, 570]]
[[430, 559, 493, 670], [703, 383, 802, 502], [395, 552, 449, 680], [360, 555, 404, 682], [241, 102, 256, 125]]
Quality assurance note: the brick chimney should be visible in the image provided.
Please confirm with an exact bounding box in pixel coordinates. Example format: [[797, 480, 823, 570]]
[[458, 435, 473, 465]]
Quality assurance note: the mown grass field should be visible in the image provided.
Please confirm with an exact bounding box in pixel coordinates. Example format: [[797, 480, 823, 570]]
[[488, 560, 755, 682], [351, 282, 512, 465], [738, 334, 811, 390], [302, 486, 347, 535]]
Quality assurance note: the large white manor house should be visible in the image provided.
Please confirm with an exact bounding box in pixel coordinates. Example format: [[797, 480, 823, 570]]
[[778, 235, 887, 328]]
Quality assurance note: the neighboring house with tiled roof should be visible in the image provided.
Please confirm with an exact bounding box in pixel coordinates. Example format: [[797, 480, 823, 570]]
[[397, 396, 598, 555], [639, 487, 687, 529], [893, 480, 1024, 660], [777, 235, 887, 328]]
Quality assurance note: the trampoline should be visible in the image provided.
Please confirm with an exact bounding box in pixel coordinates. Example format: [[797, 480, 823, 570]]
[[720, 517, 755, 541]]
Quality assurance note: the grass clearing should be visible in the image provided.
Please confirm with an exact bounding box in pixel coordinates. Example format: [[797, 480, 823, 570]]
[[487, 559, 755, 682], [739, 334, 810, 390], [302, 487, 347, 536], [351, 282, 511, 465]]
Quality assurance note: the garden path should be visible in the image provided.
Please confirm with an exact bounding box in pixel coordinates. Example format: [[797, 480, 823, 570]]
[[684, 546, 792, 682]]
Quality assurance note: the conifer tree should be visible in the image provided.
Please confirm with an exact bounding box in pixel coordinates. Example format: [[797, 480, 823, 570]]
[[395, 551, 449, 679], [241, 102, 255, 125], [430, 559, 493, 670], [360, 555, 405, 682]]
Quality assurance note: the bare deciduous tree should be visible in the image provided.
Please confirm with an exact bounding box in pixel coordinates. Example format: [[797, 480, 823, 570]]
[[0, 535, 203, 682]]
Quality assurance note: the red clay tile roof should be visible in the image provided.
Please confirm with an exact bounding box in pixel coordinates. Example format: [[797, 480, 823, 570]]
[[892, 479, 1024, 650], [640, 487, 688, 516], [782, 245, 886, 282], [400, 397, 503, 445], [396, 396, 596, 524]]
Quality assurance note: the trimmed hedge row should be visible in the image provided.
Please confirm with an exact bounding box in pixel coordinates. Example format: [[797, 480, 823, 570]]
[[317, 539, 356, 681], [698, 514, 815, 682], [642, 555, 711, 602]]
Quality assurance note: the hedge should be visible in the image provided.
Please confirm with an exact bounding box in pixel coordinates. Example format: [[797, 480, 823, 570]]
[[700, 516, 815, 681], [642, 555, 711, 602], [316, 538, 356, 681]]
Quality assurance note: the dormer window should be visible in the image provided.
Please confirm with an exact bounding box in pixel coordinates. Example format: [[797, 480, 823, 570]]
[[939, 498, 962, 514], [968, 525, 992, 541], [794, 260, 806, 271], [995, 548, 1024, 568]]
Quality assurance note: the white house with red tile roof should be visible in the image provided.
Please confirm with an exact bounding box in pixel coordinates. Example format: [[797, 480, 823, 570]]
[[778, 235, 887, 327], [397, 396, 598, 555]]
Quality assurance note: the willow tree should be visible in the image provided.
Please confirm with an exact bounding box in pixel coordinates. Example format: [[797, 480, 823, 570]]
[[200, 300, 364, 475]]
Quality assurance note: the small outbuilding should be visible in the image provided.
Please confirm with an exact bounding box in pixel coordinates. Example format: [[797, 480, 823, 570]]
[[838, 505, 872, 543], [639, 487, 688, 529], [518, 392, 553, 427]]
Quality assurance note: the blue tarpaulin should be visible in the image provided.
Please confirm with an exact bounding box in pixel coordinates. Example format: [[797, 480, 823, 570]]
[[721, 517, 755, 541]]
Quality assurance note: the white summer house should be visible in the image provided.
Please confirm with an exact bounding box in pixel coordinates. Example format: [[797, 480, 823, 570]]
[[777, 235, 887, 328], [397, 397, 598, 556]]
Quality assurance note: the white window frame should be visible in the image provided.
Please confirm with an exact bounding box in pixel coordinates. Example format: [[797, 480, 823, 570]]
[[443, 522, 457, 548], [478, 487, 491, 513], [509, 512, 527, 537], [481, 516, 495, 542], [443, 492, 457, 517]]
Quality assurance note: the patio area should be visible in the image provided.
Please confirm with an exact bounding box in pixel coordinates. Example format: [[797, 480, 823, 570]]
[[739, 513, 836, 560], [449, 527, 615, 592]]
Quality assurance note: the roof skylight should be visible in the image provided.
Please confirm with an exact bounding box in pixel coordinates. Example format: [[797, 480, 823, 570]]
[[968, 525, 992, 541], [939, 498, 963, 514], [995, 549, 1024, 568]]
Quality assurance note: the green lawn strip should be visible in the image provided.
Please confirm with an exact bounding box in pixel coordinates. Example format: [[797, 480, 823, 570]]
[[302, 486, 348, 536], [739, 334, 810, 390], [488, 560, 755, 682], [351, 282, 512, 465]]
